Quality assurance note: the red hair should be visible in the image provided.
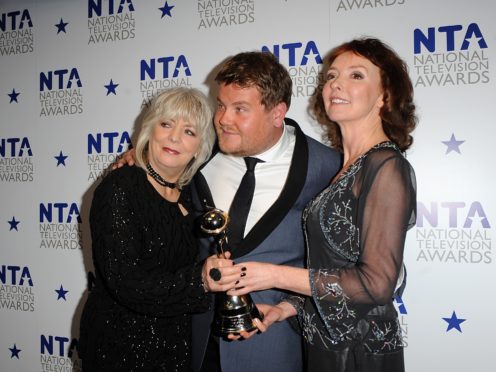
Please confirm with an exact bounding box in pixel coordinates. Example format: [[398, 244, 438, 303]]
[[312, 38, 417, 152]]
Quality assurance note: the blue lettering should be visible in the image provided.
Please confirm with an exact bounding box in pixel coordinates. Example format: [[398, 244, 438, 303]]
[[0, 138, 32, 157], [40, 71, 52, 91], [464, 201, 490, 228], [282, 42, 302, 67], [0, 9, 32, 31], [461, 23, 488, 50], [416, 201, 437, 227], [262, 41, 322, 66], [174, 55, 191, 77], [39, 203, 81, 223], [88, 0, 135, 18], [0, 265, 32, 286], [88, 132, 132, 154], [140, 59, 155, 80], [414, 23, 487, 54], [157, 57, 174, 79], [39, 68, 82, 91], [414, 27, 435, 54], [301, 41, 322, 65], [438, 25, 463, 52], [40, 335, 70, 356]]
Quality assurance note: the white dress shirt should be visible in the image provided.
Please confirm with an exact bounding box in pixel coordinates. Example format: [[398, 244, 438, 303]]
[[202, 123, 296, 237]]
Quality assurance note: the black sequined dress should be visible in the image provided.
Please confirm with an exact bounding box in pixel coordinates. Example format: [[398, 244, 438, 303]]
[[79, 165, 209, 371], [293, 142, 416, 372]]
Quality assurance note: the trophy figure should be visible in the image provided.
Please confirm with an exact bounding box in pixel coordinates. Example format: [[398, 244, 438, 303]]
[[200, 208, 263, 336]]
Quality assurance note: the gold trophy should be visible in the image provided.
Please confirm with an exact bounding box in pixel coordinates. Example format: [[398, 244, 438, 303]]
[[200, 208, 263, 336]]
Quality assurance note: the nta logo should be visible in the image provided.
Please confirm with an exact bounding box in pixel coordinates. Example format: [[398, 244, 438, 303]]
[[417, 201, 490, 228], [0, 9, 33, 31], [414, 23, 487, 54], [88, 0, 135, 18], [0, 137, 32, 157], [261, 41, 322, 66]]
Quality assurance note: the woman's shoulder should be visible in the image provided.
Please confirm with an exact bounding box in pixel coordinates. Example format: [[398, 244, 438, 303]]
[[362, 142, 414, 175], [365, 142, 405, 164], [95, 165, 144, 194]]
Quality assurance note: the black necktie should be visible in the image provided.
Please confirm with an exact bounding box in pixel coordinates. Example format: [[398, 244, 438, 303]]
[[228, 157, 262, 248]]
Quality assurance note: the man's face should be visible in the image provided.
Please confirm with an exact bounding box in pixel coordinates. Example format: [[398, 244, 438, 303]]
[[214, 83, 284, 157]]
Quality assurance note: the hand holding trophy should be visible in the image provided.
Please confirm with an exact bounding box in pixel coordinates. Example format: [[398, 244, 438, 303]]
[[200, 208, 263, 336]]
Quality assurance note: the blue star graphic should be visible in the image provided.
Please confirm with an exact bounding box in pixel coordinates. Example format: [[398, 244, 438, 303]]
[[442, 133, 465, 154], [394, 295, 407, 315], [159, 1, 175, 18], [8, 89, 20, 103], [8, 217, 20, 231], [55, 285, 69, 300], [443, 311, 466, 332], [55, 151, 68, 166], [55, 18, 68, 34], [9, 344, 21, 359], [104, 79, 119, 95]]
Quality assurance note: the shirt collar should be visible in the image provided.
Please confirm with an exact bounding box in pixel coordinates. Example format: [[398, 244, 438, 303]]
[[253, 121, 293, 163]]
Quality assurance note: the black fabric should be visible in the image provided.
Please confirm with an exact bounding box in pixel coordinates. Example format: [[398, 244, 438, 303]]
[[306, 341, 404, 372], [299, 142, 416, 372], [79, 165, 210, 371], [227, 157, 262, 249], [199, 334, 222, 372]]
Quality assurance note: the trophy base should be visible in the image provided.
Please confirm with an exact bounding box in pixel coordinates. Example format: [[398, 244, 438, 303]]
[[213, 302, 263, 337]]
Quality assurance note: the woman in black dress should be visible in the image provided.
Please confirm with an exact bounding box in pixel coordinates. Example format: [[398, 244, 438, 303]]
[[223, 38, 417, 372], [79, 88, 217, 371]]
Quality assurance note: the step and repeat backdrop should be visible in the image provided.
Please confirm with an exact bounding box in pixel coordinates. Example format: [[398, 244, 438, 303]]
[[1, 0, 494, 371]]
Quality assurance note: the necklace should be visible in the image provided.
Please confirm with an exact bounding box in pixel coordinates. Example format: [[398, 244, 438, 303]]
[[146, 163, 176, 189]]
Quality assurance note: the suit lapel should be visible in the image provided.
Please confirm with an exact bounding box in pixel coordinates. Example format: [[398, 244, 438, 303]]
[[193, 171, 214, 210], [232, 118, 309, 259], [193, 119, 309, 259], [193, 145, 219, 213]]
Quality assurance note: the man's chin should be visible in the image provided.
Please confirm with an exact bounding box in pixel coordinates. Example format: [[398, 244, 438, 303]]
[[218, 141, 243, 156], [220, 148, 244, 157]]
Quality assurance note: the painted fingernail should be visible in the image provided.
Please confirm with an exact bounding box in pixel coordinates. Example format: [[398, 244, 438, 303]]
[[235, 280, 240, 285], [241, 267, 247, 271], [240, 272, 246, 277]]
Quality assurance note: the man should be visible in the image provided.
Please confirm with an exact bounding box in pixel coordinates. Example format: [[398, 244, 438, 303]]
[[192, 51, 340, 372]]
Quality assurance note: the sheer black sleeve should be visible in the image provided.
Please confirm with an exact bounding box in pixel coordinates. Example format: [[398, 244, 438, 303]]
[[310, 150, 416, 313], [90, 169, 209, 318]]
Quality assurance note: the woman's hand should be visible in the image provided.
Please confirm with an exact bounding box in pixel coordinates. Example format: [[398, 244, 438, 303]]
[[112, 148, 136, 169], [226, 262, 277, 296], [202, 252, 242, 292], [228, 263, 311, 297], [258, 301, 296, 330], [227, 302, 297, 341]]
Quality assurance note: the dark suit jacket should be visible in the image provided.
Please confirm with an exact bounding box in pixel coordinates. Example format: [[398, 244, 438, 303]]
[[191, 119, 341, 372]]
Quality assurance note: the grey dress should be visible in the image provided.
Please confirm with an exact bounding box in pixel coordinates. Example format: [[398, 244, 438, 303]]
[[290, 141, 416, 372]]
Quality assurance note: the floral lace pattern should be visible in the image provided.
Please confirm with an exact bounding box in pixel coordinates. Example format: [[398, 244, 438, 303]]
[[363, 318, 404, 353], [299, 142, 410, 355]]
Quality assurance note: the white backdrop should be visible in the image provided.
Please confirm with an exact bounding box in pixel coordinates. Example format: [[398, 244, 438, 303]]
[[1, 1, 494, 371]]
